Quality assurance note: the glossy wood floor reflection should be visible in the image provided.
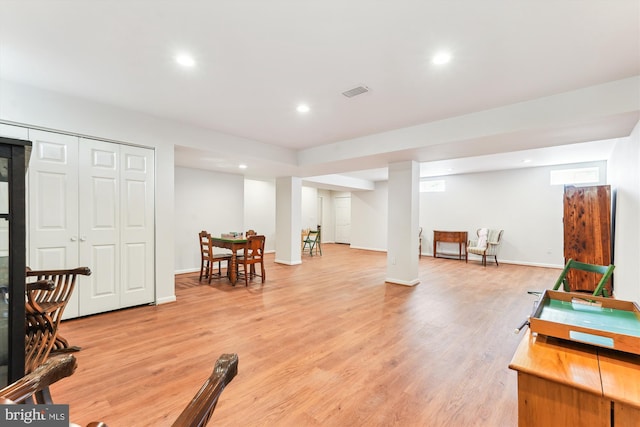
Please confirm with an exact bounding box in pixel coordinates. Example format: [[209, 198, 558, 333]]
[[52, 244, 560, 427]]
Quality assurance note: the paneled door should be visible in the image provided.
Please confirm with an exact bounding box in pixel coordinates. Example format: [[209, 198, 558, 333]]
[[77, 140, 155, 315], [78, 138, 120, 315], [28, 130, 155, 318], [27, 130, 82, 318], [117, 144, 154, 309]]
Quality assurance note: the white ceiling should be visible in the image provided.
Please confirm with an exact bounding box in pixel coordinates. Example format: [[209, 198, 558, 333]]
[[1, 1, 638, 187]]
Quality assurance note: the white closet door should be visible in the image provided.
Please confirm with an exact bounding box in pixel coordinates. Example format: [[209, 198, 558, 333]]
[[78, 138, 120, 316], [27, 129, 155, 318], [27, 130, 81, 318], [119, 145, 154, 307]]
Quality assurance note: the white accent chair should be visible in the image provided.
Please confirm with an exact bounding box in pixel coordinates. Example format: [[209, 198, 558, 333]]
[[466, 229, 504, 266]]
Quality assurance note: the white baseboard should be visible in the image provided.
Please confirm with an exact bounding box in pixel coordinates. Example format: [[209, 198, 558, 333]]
[[155, 295, 177, 305]]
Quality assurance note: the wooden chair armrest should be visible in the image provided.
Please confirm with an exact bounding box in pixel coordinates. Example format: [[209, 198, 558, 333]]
[[1, 354, 108, 427], [0, 354, 77, 403], [26, 267, 92, 277], [172, 353, 239, 427], [26, 279, 56, 292]]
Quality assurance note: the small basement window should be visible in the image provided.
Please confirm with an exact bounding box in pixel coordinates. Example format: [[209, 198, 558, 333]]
[[550, 167, 599, 186], [420, 179, 445, 192]]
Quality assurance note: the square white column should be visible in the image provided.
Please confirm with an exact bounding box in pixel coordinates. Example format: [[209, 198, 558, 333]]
[[275, 176, 302, 265], [386, 161, 420, 286]]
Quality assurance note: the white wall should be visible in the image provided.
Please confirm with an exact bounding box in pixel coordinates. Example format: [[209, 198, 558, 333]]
[[300, 188, 337, 244], [3, 79, 636, 301], [350, 161, 607, 268], [608, 123, 640, 302], [351, 182, 388, 251], [244, 178, 276, 253], [0, 80, 289, 303], [318, 189, 334, 243], [301, 186, 319, 229], [0, 82, 177, 303], [174, 167, 244, 273], [176, 174, 322, 272]]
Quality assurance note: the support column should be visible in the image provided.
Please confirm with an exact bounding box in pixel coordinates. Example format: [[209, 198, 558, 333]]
[[386, 161, 420, 286], [275, 176, 302, 265]]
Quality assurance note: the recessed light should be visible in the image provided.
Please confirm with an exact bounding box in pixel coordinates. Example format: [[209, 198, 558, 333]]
[[175, 53, 196, 68], [522, 159, 532, 163], [432, 51, 452, 65], [238, 164, 248, 169], [296, 104, 310, 113]]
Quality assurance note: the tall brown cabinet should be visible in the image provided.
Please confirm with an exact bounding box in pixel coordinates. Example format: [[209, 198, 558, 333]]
[[563, 185, 613, 295]]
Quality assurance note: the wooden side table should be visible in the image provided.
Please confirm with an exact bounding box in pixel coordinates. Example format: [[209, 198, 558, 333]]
[[433, 230, 468, 260]]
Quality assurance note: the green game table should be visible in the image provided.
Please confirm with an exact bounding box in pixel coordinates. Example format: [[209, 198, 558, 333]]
[[530, 290, 640, 355]]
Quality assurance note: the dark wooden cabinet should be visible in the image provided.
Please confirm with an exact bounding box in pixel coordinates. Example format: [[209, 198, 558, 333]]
[[0, 137, 30, 387], [563, 185, 613, 294]]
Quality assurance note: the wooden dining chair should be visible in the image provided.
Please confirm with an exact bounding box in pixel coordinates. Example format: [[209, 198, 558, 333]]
[[240, 229, 257, 257], [199, 231, 232, 283], [237, 235, 266, 286]]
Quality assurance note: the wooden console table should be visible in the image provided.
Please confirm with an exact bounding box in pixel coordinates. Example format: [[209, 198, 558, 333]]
[[509, 330, 640, 426], [433, 230, 467, 260]]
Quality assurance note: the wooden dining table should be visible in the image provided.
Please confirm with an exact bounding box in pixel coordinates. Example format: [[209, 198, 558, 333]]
[[210, 237, 247, 285]]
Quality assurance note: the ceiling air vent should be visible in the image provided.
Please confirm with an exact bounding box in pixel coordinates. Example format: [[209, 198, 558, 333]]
[[342, 85, 370, 98]]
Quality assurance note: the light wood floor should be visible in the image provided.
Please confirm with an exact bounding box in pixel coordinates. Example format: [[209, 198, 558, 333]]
[[52, 244, 560, 426]]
